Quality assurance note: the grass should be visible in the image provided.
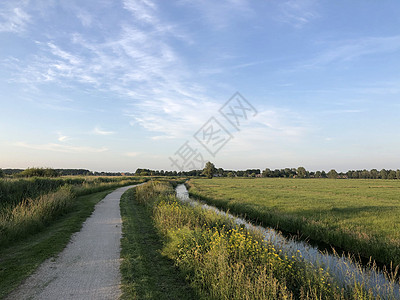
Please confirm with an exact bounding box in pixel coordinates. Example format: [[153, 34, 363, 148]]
[[0, 176, 143, 208], [0, 178, 145, 248], [188, 178, 400, 268], [0, 177, 81, 207], [127, 181, 388, 299], [119, 187, 197, 300], [0, 189, 114, 299]]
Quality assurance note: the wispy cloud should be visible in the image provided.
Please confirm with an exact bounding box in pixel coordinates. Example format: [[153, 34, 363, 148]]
[[303, 35, 400, 68], [15, 142, 108, 153], [75, 9, 93, 27], [93, 127, 115, 136], [179, 0, 254, 30], [123, 0, 158, 25], [5, 0, 304, 144], [124, 152, 141, 157], [57, 133, 70, 142], [0, 3, 31, 33], [322, 109, 363, 114], [2, 0, 222, 141], [276, 0, 319, 28]]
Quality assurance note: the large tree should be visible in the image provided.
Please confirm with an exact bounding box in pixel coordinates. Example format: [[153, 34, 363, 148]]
[[202, 162, 216, 179], [297, 167, 307, 178], [327, 169, 338, 179]]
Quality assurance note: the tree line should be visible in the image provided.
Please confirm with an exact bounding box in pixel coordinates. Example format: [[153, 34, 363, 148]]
[[0, 168, 136, 178], [136, 166, 400, 179], [2, 166, 400, 179]]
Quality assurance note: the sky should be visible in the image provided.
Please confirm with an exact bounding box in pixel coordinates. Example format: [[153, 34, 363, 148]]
[[1, 0, 400, 172]]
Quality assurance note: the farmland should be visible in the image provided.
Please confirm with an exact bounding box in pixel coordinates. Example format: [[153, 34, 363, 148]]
[[188, 178, 400, 268]]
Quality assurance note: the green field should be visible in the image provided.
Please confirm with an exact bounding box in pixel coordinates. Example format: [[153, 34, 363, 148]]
[[188, 178, 400, 267]]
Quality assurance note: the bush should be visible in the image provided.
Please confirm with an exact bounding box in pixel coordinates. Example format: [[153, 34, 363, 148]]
[[16, 168, 60, 178]]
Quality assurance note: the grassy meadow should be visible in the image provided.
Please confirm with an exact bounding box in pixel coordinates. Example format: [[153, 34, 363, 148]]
[[188, 178, 400, 268]]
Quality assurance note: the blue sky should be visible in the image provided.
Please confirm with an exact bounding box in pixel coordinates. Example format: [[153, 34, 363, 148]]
[[1, 0, 400, 172]]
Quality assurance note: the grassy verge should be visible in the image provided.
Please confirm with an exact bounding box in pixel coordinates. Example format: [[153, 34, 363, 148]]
[[0, 179, 144, 248], [129, 181, 386, 299], [188, 178, 400, 268], [0, 189, 114, 299], [119, 187, 197, 300]]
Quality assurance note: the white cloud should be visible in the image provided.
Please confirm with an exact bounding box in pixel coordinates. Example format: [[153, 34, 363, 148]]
[[322, 109, 363, 114], [124, 152, 141, 157], [0, 4, 31, 33], [76, 9, 93, 27], [57, 133, 70, 142], [123, 0, 157, 25], [304, 36, 400, 68], [178, 0, 253, 30], [6, 0, 306, 145], [4, 0, 217, 141], [15, 142, 108, 153], [276, 0, 319, 28], [93, 127, 115, 136]]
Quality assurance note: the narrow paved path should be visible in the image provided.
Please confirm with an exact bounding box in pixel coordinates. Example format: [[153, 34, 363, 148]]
[[6, 185, 138, 300]]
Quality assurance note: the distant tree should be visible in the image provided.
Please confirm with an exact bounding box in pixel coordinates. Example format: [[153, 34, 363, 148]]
[[360, 169, 370, 179], [297, 167, 307, 178], [217, 168, 225, 177], [283, 168, 291, 178], [44, 168, 59, 177], [321, 170, 327, 178], [202, 162, 216, 179], [262, 168, 272, 177], [370, 169, 379, 179], [18, 167, 59, 178], [380, 169, 388, 179], [388, 170, 397, 180], [327, 169, 338, 179], [396, 169, 400, 180], [315, 171, 321, 178], [0, 168, 4, 178], [272, 169, 280, 177], [227, 172, 234, 178]]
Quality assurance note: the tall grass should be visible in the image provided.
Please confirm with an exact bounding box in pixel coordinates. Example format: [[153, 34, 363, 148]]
[[0, 186, 73, 246], [0, 177, 82, 208], [0, 176, 143, 208], [131, 182, 384, 299], [0, 177, 145, 248]]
